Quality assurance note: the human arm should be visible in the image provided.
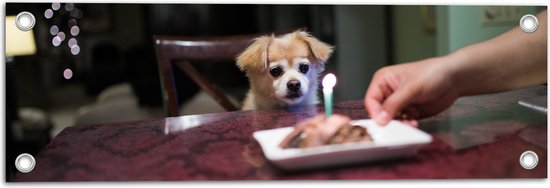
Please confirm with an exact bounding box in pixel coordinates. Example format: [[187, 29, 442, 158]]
[[365, 10, 547, 125]]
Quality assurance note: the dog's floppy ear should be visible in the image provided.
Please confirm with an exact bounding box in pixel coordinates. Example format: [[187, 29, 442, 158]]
[[236, 35, 272, 73], [297, 31, 333, 63]]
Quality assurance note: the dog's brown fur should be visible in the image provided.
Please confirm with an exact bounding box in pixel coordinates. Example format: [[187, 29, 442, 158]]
[[237, 30, 333, 110]]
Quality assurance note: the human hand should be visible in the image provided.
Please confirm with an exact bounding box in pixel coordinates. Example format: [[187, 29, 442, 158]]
[[365, 10, 547, 126], [364, 56, 461, 126]]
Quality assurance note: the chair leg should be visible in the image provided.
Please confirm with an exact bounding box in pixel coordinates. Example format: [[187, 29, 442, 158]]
[[156, 58, 181, 117]]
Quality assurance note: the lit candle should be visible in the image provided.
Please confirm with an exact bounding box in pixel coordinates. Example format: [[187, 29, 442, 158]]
[[322, 73, 337, 117]]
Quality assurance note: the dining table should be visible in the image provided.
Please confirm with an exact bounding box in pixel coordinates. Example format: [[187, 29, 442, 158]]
[[13, 86, 547, 181]]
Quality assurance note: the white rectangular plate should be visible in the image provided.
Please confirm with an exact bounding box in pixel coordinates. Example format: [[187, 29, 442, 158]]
[[253, 119, 432, 170]]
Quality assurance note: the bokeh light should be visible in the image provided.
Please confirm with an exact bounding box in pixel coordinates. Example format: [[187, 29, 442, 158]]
[[70, 26, 80, 36], [57, 31, 66, 41], [63, 68, 73, 79], [70, 8, 83, 19], [70, 45, 80, 55], [68, 38, 78, 48], [65, 3, 74, 11], [52, 36, 62, 46], [52, 3, 61, 11], [44, 9, 53, 19], [68, 18, 77, 27], [50, 25, 59, 35], [44, 3, 83, 80]]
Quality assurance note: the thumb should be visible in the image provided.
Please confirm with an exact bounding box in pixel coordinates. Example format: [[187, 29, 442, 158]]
[[382, 84, 418, 118]]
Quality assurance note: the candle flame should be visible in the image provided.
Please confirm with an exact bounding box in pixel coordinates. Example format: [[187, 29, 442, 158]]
[[322, 73, 337, 88]]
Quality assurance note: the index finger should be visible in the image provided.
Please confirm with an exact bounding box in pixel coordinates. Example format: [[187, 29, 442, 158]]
[[364, 78, 388, 120]]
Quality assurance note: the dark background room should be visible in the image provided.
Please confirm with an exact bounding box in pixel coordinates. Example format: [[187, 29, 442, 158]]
[[5, 3, 545, 180]]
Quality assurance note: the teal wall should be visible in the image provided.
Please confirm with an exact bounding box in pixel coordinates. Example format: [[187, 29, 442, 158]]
[[334, 6, 388, 101], [437, 6, 543, 56], [392, 6, 437, 64]]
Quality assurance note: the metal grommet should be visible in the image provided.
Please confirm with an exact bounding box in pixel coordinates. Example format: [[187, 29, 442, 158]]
[[519, 14, 538, 33], [519, 150, 538, 170], [15, 11, 36, 31], [15, 153, 36, 173]]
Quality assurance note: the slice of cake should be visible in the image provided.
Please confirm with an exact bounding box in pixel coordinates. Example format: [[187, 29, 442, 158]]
[[279, 114, 373, 149]]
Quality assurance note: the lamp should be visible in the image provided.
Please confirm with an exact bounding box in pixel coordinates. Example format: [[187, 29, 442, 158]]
[[5, 14, 52, 177], [5, 15, 37, 59], [5, 13, 39, 137], [5, 14, 37, 121]]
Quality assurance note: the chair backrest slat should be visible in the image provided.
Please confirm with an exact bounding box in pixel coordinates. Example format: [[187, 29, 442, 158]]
[[153, 29, 299, 117]]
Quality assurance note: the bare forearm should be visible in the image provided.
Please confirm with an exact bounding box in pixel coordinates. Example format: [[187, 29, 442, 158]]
[[449, 10, 547, 96]]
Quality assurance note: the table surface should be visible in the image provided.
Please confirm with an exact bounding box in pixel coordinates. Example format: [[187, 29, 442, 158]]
[[14, 86, 547, 181]]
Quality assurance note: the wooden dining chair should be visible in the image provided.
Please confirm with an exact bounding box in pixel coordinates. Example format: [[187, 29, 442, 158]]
[[153, 29, 298, 117]]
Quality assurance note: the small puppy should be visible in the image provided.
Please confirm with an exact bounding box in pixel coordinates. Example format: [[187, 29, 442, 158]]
[[236, 30, 333, 110]]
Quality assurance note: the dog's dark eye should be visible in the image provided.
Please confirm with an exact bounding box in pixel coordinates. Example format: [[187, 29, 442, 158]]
[[299, 64, 309, 74], [270, 67, 283, 77]]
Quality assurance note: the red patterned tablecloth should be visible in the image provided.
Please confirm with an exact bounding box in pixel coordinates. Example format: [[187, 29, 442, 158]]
[[14, 86, 547, 181]]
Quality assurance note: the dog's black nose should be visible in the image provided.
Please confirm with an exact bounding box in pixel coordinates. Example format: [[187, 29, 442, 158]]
[[287, 80, 301, 91]]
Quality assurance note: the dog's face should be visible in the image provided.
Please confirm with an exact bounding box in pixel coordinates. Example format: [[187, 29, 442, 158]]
[[237, 31, 333, 105]]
